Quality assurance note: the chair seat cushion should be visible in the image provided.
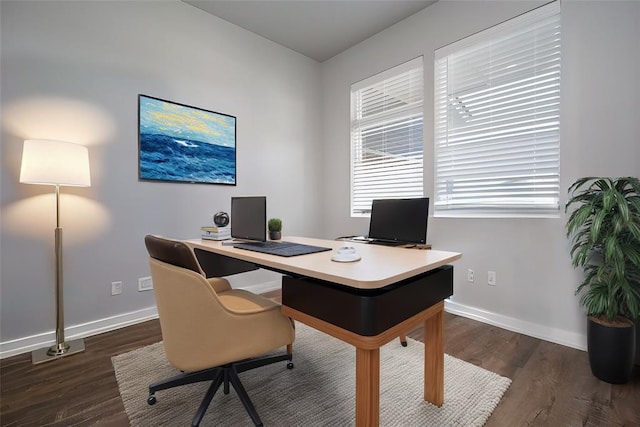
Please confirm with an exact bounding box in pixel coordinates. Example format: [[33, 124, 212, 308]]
[[218, 289, 280, 314]]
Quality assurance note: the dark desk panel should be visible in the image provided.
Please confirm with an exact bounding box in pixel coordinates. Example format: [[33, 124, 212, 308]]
[[282, 265, 453, 336], [194, 248, 258, 278]]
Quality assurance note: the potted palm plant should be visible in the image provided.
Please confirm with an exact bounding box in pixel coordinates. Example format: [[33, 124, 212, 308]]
[[268, 218, 282, 240], [565, 176, 640, 383]]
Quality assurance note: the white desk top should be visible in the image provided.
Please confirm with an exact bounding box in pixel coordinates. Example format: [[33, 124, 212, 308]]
[[187, 236, 462, 290]]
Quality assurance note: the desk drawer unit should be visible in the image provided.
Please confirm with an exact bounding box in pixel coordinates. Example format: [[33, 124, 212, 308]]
[[282, 265, 453, 336]]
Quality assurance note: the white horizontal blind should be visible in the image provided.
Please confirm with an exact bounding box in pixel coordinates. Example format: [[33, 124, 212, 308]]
[[351, 57, 424, 216], [434, 2, 561, 216]]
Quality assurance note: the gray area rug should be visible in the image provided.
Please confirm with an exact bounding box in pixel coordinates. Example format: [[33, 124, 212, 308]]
[[113, 323, 511, 426]]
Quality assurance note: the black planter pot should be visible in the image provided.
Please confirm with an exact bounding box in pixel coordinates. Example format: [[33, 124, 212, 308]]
[[636, 317, 640, 366], [269, 231, 281, 240], [587, 316, 636, 384]]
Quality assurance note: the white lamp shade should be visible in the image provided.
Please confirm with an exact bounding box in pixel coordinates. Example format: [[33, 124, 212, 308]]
[[20, 139, 91, 187]]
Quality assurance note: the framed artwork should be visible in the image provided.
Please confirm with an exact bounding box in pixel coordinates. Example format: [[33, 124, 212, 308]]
[[138, 94, 236, 185]]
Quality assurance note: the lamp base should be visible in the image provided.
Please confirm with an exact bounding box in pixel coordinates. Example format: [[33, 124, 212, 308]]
[[31, 338, 85, 365]]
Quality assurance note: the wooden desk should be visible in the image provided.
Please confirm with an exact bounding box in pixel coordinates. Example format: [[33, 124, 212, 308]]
[[188, 236, 462, 426]]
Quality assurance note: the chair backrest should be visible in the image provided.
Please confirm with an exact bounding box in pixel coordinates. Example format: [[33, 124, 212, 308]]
[[144, 235, 202, 274], [144, 235, 230, 371]]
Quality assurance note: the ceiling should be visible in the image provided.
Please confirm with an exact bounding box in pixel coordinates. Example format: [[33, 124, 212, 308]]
[[183, 1, 436, 63]]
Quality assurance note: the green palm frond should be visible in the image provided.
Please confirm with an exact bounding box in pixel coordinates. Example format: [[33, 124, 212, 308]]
[[566, 176, 640, 321]]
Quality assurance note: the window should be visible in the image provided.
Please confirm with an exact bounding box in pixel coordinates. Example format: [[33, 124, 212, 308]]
[[351, 57, 424, 216], [434, 2, 561, 217]]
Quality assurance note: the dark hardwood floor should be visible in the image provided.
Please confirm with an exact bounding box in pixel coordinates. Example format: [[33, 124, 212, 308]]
[[2, 290, 639, 426]]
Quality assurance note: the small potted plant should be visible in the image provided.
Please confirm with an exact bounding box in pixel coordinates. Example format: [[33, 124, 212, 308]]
[[268, 218, 282, 240], [565, 176, 640, 383]]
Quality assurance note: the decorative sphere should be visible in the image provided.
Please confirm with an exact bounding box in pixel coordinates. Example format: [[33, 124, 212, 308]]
[[213, 211, 229, 227]]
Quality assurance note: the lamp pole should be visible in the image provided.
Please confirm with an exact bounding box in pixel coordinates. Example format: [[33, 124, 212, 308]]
[[49, 184, 69, 356]]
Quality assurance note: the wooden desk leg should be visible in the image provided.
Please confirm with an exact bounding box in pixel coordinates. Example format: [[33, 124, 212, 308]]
[[424, 305, 444, 406], [399, 334, 408, 347], [355, 347, 380, 426]]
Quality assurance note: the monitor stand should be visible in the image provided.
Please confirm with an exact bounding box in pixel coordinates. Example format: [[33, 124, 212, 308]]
[[368, 239, 406, 247], [221, 238, 266, 246]]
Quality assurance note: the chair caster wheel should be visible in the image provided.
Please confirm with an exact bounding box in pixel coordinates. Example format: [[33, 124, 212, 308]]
[[147, 395, 157, 405], [287, 362, 294, 369]]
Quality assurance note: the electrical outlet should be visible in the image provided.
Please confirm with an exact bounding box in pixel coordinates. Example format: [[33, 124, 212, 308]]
[[138, 276, 153, 291], [467, 269, 474, 282], [111, 281, 123, 295], [488, 271, 496, 286]]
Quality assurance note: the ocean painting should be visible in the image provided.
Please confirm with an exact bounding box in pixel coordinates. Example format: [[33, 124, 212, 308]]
[[138, 95, 236, 185]]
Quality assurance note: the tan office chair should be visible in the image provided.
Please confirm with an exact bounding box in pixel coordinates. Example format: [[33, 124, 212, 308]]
[[144, 235, 295, 427]]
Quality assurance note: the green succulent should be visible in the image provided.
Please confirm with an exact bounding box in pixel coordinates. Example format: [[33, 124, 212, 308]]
[[268, 218, 282, 232]]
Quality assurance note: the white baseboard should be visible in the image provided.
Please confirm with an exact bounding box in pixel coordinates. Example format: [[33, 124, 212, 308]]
[[1, 286, 586, 359], [0, 306, 159, 360], [0, 281, 279, 360], [445, 299, 587, 351], [238, 280, 281, 295]]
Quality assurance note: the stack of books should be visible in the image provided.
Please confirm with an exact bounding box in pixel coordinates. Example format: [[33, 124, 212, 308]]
[[200, 226, 231, 241]]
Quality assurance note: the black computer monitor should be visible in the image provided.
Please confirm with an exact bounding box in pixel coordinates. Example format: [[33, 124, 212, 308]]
[[231, 196, 266, 242], [367, 197, 429, 244]]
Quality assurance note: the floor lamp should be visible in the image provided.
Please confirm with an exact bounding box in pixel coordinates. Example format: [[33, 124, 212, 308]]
[[20, 139, 91, 364]]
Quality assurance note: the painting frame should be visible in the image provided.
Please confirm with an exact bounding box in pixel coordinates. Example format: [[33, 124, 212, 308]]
[[138, 94, 237, 185]]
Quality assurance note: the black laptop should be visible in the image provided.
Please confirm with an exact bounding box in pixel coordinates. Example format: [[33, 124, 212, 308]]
[[367, 198, 429, 246]]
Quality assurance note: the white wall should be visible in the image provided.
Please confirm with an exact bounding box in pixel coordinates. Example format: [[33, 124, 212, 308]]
[[320, 0, 640, 349], [2, 0, 638, 358], [0, 1, 323, 355]]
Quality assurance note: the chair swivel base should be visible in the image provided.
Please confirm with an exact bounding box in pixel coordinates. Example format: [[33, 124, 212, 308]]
[[148, 353, 293, 427]]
